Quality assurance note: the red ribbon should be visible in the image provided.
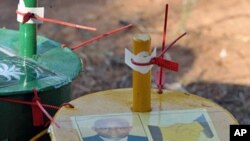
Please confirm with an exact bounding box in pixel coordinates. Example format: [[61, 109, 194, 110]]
[[0, 89, 74, 128], [16, 11, 96, 31], [131, 57, 178, 72], [158, 4, 169, 93], [32, 89, 44, 126], [71, 24, 133, 50], [22, 12, 34, 24], [131, 32, 187, 93]]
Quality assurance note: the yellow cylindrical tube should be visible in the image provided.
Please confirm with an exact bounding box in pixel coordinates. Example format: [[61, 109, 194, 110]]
[[132, 34, 151, 112]]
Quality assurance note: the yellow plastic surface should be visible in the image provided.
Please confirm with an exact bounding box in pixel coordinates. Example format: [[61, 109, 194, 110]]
[[50, 88, 238, 141]]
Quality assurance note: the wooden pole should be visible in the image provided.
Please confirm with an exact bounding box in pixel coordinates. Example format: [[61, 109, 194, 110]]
[[132, 34, 151, 112]]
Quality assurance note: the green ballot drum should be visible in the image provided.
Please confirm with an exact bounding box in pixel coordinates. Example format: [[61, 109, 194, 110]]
[[0, 29, 82, 141]]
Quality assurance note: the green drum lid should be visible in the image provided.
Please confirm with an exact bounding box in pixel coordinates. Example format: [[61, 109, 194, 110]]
[[0, 29, 82, 95]]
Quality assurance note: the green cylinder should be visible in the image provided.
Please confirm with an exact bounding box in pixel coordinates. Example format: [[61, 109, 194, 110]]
[[0, 85, 70, 141], [19, 0, 37, 58], [0, 29, 83, 141]]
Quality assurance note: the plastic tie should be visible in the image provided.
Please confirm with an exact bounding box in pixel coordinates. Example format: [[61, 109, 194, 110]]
[[22, 12, 35, 24], [0, 96, 74, 128], [131, 57, 179, 71], [0, 97, 60, 110], [35, 100, 60, 128], [131, 31, 186, 94], [131, 56, 178, 94], [32, 88, 44, 126], [71, 24, 133, 50], [158, 4, 169, 94], [16, 10, 96, 31]]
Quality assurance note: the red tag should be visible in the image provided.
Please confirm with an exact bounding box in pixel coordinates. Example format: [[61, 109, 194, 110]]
[[151, 57, 179, 72], [32, 89, 44, 126], [22, 12, 34, 24]]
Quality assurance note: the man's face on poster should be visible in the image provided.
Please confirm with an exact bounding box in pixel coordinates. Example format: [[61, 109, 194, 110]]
[[94, 119, 132, 140]]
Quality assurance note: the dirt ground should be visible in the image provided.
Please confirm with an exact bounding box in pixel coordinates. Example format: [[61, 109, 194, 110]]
[[1, 0, 250, 124]]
